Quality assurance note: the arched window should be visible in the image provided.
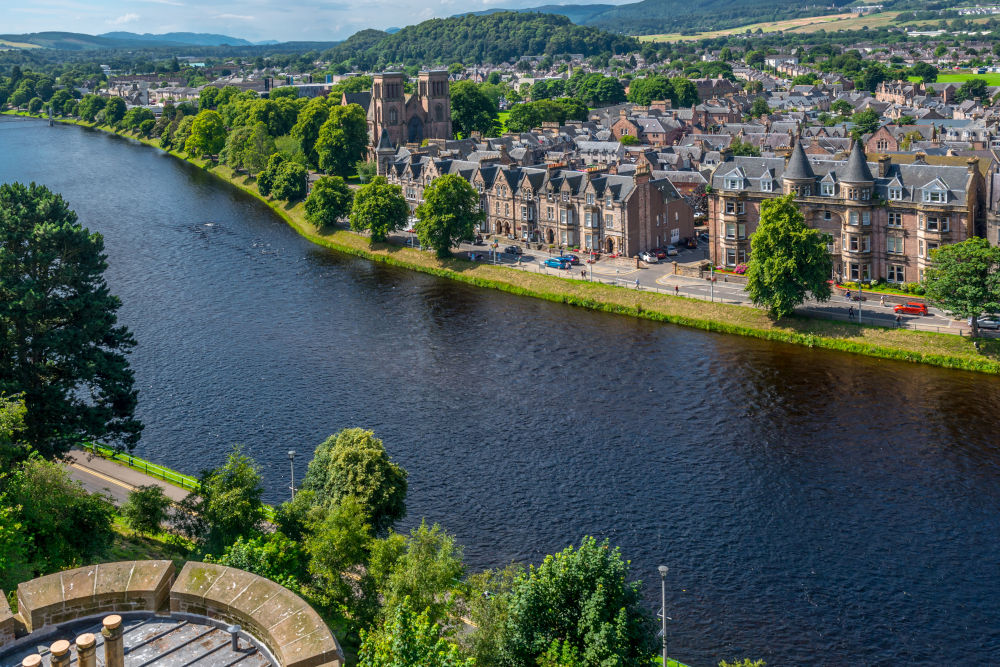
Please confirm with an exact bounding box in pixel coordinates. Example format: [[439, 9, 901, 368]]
[[388, 107, 398, 125], [435, 104, 443, 122]]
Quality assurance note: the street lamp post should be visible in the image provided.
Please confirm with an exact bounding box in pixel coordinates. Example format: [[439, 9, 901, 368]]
[[288, 450, 296, 500], [658, 565, 668, 666]]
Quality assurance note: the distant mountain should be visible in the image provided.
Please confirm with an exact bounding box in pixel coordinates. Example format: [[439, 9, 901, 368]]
[[0, 31, 134, 50], [99, 32, 254, 46]]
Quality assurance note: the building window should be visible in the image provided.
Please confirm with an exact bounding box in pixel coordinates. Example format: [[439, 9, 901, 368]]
[[822, 183, 834, 196], [521, 206, 527, 219], [560, 210, 567, 224], [888, 235, 904, 254], [849, 211, 859, 226], [725, 223, 736, 239], [861, 189, 870, 201], [918, 239, 924, 257], [725, 201, 736, 214], [926, 216, 949, 232], [389, 108, 398, 124], [923, 189, 945, 203], [561, 193, 568, 202], [606, 196, 613, 208], [547, 207, 554, 221], [888, 212, 902, 227], [726, 248, 736, 266], [738, 201, 745, 214], [737, 248, 748, 264], [862, 211, 871, 226], [887, 264, 905, 283], [725, 177, 742, 190], [761, 179, 772, 192], [495, 202, 500, 214], [738, 223, 746, 239], [585, 212, 593, 227], [889, 187, 902, 200], [823, 210, 832, 221], [927, 241, 939, 257], [586, 193, 595, 205], [606, 215, 613, 228]]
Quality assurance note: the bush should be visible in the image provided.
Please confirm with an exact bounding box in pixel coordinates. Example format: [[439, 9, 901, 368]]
[[121, 485, 171, 536]]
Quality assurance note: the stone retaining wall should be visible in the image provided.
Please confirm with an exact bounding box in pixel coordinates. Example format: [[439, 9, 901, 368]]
[[170, 562, 342, 667], [0, 592, 20, 645], [16, 560, 175, 633]]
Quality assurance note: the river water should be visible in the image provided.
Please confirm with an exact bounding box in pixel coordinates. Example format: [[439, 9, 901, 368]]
[[2, 117, 999, 665]]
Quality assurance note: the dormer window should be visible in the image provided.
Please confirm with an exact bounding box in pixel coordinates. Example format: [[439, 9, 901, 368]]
[[889, 186, 902, 200], [923, 189, 945, 203], [606, 196, 613, 208], [725, 177, 742, 190], [586, 193, 595, 204], [761, 179, 772, 192], [821, 183, 834, 196]]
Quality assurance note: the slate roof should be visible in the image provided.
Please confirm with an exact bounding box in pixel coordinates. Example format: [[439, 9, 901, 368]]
[[784, 140, 815, 180], [843, 140, 875, 182]]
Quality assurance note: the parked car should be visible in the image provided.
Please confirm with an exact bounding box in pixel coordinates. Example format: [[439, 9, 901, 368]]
[[666, 245, 679, 256], [640, 251, 658, 263], [557, 254, 580, 265], [543, 258, 569, 269], [894, 302, 928, 315], [650, 247, 667, 259], [504, 245, 522, 255], [969, 315, 1000, 329], [686, 237, 698, 249], [698, 232, 709, 243]]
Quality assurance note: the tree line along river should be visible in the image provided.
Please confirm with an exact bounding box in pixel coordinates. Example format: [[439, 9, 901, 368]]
[[2, 117, 999, 665]]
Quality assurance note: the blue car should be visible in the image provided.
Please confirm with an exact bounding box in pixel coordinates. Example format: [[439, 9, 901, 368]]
[[543, 258, 569, 269]]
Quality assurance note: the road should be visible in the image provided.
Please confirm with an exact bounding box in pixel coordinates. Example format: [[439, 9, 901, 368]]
[[393, 231, 973, 336], [63, 449, 191, 506]]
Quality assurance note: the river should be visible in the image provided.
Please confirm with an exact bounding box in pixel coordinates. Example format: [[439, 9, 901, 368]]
[[2, 117, 999, 665]]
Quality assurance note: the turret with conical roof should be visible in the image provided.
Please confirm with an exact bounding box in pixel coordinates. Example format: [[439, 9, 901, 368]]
[[841, 139, 874, 183], [783, 138, 816, 196]]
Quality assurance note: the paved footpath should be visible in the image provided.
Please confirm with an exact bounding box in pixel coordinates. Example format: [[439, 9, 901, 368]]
[[64, 449, 191, 505]]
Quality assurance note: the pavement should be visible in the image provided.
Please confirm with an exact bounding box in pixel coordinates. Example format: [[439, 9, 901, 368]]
[[64, 449, 191, 505], [392, 231, 977, 336]]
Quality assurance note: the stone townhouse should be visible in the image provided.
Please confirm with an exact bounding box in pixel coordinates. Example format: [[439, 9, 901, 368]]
[[386, 157, 694, 256], [708, 140, 986, 283]]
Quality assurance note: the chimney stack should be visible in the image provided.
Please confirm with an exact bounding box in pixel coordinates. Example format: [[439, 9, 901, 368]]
[[968, 156, 980, 174], [913, 152, 927, 165], [878, 154, 891, 178]]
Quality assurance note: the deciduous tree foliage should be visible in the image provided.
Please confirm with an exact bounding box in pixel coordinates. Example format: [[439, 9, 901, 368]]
[[103, 96, 126, 125], [291, 96, 333, 168], [271, 162, 308, 202], [923, 237, 1000, 336], [0, 183, 141, 458], [450, 81, 499, 138], [302, 427, 408, 533], [350, 176, 410, 244], [415, 174, 484, 258], [185, 109, 227, 158], [315, 103, 368, 177], [121, 485, 171, 536], [501, 536, 658, 666], [305, 176, 353, 229], [745, 194, 832, 319], [359, 597, 473, 667]]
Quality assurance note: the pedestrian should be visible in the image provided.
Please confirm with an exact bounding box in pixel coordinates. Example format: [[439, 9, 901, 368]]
[[581, 269, 586, 280], [880, 295, 885, 308], [846, 289, 852, 301], [895, 314, 902, 328], [674, 284, 679, 296], [848, 306, 855, 321], [635, 278, 640, 290]]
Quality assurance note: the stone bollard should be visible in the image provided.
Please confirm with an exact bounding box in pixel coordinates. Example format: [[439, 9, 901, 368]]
[[21, 655, 42, 667], [102, 615, 124, 667], [76, 633, 97, 667], [50, 640, 71, 667]]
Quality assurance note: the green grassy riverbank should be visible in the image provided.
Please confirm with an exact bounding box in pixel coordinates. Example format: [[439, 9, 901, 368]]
[[9, 110, 1000, 375]]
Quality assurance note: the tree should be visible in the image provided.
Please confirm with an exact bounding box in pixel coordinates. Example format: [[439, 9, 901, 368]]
[[850, 108, 880, 137], [619, 134, 638, 146], [0, 393, 28, 471], [244, 123, 276, 176], [750, 97, 770, 118], [207, 531, 309, 590], [502, 536, 658, 667], [356, 160, 378, 184], [359, 597, 473, 667], [185, 110, 227, 158], [1, 458, 115, 577], [302, 427, 407, 533], [745, 194, 832, 319], [0, 500, 31, 592], [719, 660, 766, 667], [0, 183, 141, 458], [104, 97, 126, 126], [315, 104, 368, 177], [626, 75, 672, 106], [414, 174, 483, 258], [369, 521, 465, 624], [306, 495, 373, 606], [730, 139, 761, 157], [291, 96, 332, 167], [459, 564, 524, 665], [922, 237, 1000, 337], [271, 162, 308, 202], [257, 153, 286, 197], [350, 176, 409, 244], [831, 99, 853, 116], [670, 77, 699, 107], [305, 176, 353, 229], [179, 445, 266, 554], [121, 485, 171, 536], [199, 85, 220, 109], [27, 97, 43, 114], [954, 78, 988, 103], [911, 62, 938, 84], [450, 81, 499, 138]]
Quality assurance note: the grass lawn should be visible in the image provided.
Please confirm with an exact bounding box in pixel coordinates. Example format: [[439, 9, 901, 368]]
[[498, 111, 510, 133], [639, 11, 890, 41]]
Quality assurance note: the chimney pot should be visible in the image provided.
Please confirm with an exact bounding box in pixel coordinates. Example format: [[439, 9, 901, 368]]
[[102, 615, 124, 667], [50, 640, 71, 667], [22, 656, 42, 667], [76, 633, 97, 667]]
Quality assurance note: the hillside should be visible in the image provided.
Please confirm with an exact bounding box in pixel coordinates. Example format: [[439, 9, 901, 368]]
[[98, 32, 254, 46], [459, 4, 617, 26], [324, 12, 637, 67]]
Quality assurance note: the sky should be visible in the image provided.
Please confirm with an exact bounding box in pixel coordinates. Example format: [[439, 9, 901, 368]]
[[1, 0, 621, 42]]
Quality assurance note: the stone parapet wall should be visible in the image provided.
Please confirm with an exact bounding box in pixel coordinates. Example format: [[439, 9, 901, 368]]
[[0, 591, 22, 645], [15, 560, 175, 633], [170, 562, 342, 667]]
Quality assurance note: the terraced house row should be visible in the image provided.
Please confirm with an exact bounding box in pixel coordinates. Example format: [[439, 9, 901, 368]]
[[708, 140, 987, 284], [384, 155, 695, 257]]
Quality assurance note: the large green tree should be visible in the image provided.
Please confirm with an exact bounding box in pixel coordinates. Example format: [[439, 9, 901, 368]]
[[185, 109, 227, 158], [291, 96, 333, 168], [271, 162, 308, 202], [302, 427, 407, 533], [179, 445, 266, 554], [305, 495, 373, 608], [0, 183, 141, 458], [414, 174, 483, 258], [954, 78, 988, 103], [850, 108, 881, 137], [121, 485, 171, 536], [315, 104, 368, 177], [502, 536, 658, 667], [305, 176, 353, 230], [745, 194, 832, 319], [450, 81, 499, 138], [0, 393, 28, 470], [103, 97, 126, 126], [923, 237, 1000, 337], [350, 176, 409, 244]]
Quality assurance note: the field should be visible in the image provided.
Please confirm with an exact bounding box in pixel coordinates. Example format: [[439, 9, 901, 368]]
[[0, 39, 40, 49], [907, 72, 1000, 85], [639, 12, 885, 42]]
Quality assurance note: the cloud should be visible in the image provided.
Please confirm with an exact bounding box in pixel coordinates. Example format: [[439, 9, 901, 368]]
[[138, 0, 185, 6], [215, 13, 256, 20], [107, 12, 140, 25]]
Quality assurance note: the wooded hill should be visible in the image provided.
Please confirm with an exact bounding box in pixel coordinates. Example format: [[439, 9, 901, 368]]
[[322, 13, 639, 68]]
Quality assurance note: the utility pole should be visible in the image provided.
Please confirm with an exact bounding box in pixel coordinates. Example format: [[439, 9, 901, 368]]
[[288, 450, 296, 500]]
